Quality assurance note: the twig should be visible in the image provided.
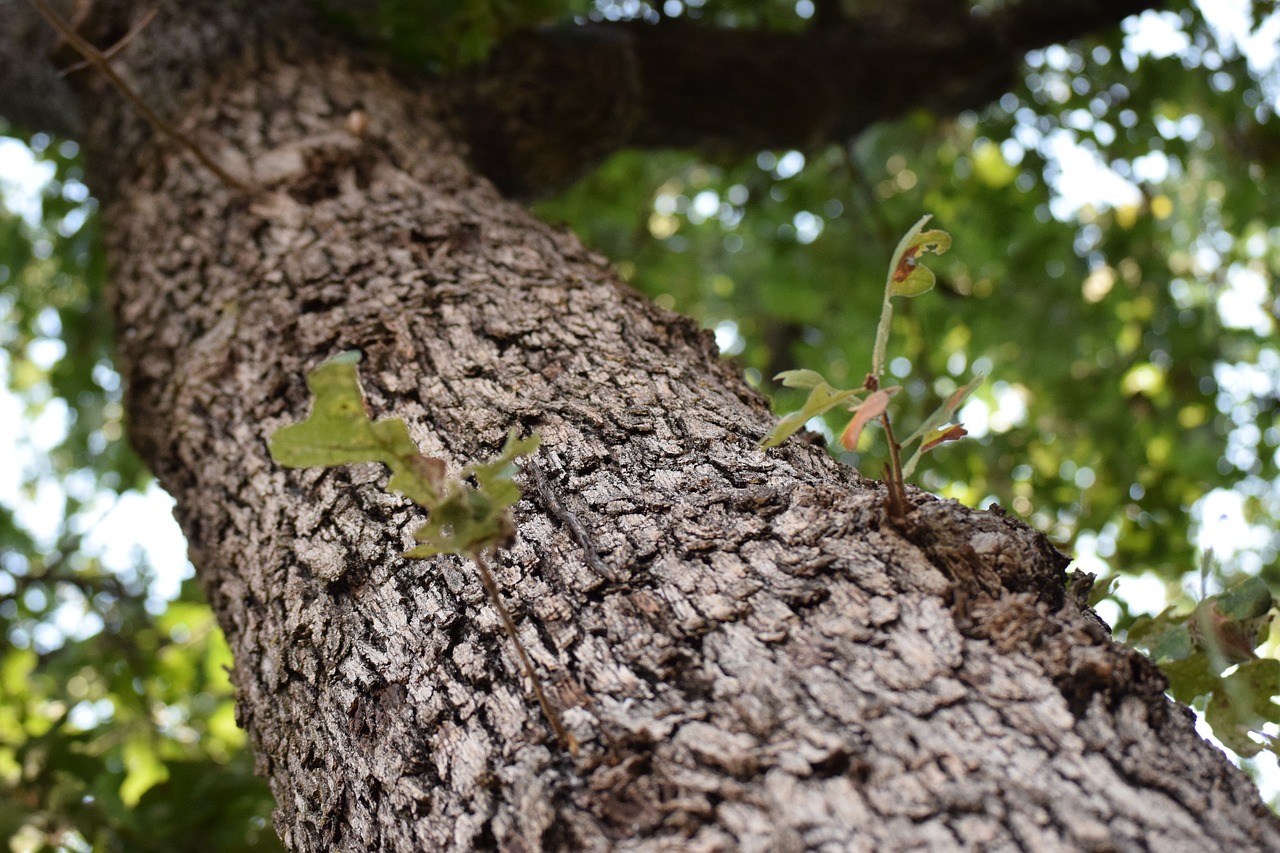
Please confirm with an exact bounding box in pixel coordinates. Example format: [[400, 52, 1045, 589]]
[[471, 550, 577, 755], [526, 456, 623, 582], [880, 413, 908, 520], [59, 7, 158, 76], [31, 0, 247, 191]]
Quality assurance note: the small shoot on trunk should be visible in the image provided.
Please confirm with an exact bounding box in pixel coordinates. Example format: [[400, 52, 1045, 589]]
[[760, 215, 983, 520], [268, 352, 574, 753]]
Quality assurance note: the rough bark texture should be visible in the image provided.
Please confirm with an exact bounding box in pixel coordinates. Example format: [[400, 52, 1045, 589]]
[[13, 0, 1280, 850]]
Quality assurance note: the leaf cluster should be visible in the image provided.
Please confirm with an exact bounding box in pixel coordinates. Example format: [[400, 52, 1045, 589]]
[[316, 0, 583, 70], [1128, 575, 1280, 757], [0, 131, 275, 850], [539, 1, 1280, 587], [538, 4, 1280, 772], [268, 352, 538, 559], [313, 0, 831, 71], [758, 216, 982, 514], [0, 577, 278, 852], [267, 354, 571, 748]]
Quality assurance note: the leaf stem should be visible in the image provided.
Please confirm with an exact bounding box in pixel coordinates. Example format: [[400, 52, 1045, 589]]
[[871, 289, 894, 380], [470, 550, 576, 754], [879, 413, 907, 520]]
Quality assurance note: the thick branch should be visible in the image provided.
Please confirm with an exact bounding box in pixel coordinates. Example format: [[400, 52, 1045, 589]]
[[464, 0, 1163, 196]]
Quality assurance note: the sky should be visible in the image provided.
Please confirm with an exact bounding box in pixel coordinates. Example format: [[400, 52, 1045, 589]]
[[0, 136, 191, 624]]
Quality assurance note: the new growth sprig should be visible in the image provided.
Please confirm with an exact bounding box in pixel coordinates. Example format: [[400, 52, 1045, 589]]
[[268, 353, 573, 751], [760, 215, 983, 519]]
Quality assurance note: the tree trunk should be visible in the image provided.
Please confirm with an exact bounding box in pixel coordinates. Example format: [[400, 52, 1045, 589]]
[[28, 1, 1280, 850]]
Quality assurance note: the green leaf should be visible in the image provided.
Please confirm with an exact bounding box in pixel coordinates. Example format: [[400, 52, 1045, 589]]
[[872, 215, 952, 378], [1192, 577, 1275, 667], [387, 455, 448, 508], [759, 410, 813, 449], [1149, 622, 1194, 662], [891, 264, 937, 298], [775, 369, 830, 390], [1214, 576, 1274, 622], [1204, 658, 1280, 757], [468, 431, 542, 503], [271, 357, 538, 558], [269, 352, 446, 506], [404, 429, 540, 558], [886, 215, 951, 298], [1127, 606, 1196, 662], [900, 373, 985, 477], [759, 377, 863, 449], [1086, 574, 1120, 609], [1159, 650, 1220, 705], [268, 352, 427, 485], [919, 423, 968, 453]]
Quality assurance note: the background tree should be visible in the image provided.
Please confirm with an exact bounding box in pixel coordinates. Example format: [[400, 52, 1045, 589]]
[[3, 0, 1280, 849]]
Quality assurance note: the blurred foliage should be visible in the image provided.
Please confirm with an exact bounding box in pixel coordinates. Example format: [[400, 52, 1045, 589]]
[[1130, 571, 1278, 756], [0, 582, 279, 852], [316, 0, 816, 70], [0, 135, 278, 849], [317, 0, 584, 70], [6, 0, 1280, 846]]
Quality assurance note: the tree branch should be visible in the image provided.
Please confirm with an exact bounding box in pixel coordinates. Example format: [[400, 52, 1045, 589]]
[[464, 0, 1164, 196]]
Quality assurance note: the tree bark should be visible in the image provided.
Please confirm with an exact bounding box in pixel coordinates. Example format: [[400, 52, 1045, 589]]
[[13, 1, 1280, 850]]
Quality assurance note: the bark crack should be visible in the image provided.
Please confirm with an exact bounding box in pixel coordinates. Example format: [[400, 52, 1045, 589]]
[[525, 456, 625, 584]]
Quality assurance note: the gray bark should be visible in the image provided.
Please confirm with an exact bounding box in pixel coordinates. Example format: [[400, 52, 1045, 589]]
[[10, 1, 1280, 850]]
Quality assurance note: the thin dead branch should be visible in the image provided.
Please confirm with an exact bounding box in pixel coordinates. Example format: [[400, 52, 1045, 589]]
[[58, 7, 157, 76], [31, 0, 247, 191]]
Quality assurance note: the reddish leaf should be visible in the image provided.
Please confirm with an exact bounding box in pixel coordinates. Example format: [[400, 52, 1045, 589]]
[[839, 387, 896, 451], [920, 424, 968, 452]]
